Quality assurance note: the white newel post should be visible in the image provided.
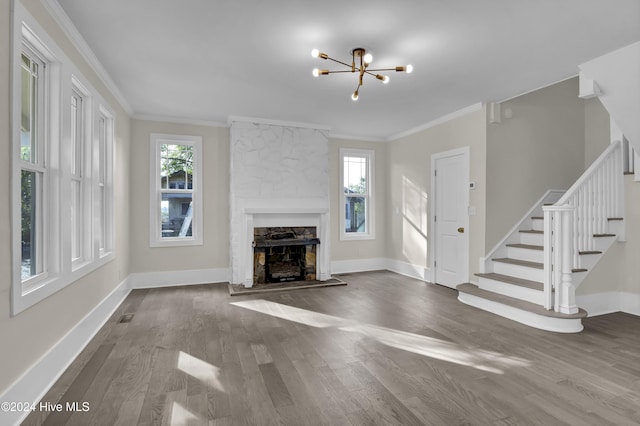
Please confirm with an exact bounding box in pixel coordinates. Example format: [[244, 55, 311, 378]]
[[543, 204, 578, 314], [558, 206, 578, 314]]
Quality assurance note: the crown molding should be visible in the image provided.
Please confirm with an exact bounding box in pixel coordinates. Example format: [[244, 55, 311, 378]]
[[386, 103, 484, 141], [40, 0, 133, 115], [228, 115, 332, 132], [133, 114, 228, 128]]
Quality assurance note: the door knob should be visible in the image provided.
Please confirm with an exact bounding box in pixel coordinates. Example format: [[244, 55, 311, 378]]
[[457, 227, 465, 233]]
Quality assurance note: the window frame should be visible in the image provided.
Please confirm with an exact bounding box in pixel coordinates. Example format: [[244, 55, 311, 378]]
[[69, 76, 93, 269], [339, 148, 376, 241], [10, 7, 116, 315], [149, 133, 203, 247]]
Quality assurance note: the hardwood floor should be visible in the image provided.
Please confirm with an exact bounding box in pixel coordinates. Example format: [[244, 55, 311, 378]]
[[23, 271, 640, 425]]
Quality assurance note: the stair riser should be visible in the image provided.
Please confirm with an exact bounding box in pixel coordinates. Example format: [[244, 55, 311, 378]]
[[520, 233, 544, 246], [491, 262, 544, 282], [531, 218, 544, 231], [478, 277, 545, 305], [457, 292, 584, 333], [506, 247, 544, 263]]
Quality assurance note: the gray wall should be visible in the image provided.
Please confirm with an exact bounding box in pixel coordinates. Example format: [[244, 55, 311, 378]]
[[386, 108, 488, 278], [129, 120, 230, 273], [485, 78, 587, 251], [1, 0, 132, 395]]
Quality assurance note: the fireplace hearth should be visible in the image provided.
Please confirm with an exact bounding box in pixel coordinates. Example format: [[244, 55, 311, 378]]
[[253, 227, 319, 284]]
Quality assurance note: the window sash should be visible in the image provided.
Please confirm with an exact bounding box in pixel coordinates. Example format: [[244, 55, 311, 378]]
[[150, 134, 202, 247], [340, 149, 375, 240]]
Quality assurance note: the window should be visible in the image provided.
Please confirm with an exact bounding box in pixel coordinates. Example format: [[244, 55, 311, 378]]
[[70, 79, 92, 267], [19, 42, 48, 284], [340, 148, 375, 240], [150, 134, 203, 247], [97, 107, 114, 256], [11, 10, 116, 315]]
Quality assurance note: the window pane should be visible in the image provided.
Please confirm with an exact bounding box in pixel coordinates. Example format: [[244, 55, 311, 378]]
[[21, 170, 38, 279], [344, 156, 366, 194], [71, 92, 82, 176], [345, 196, 366, 233], [71, 179, 81, 260], [161, 144, 193, 190], [161, 193, 193, 238], [20, 54, 37, 163], [99, 185, 105, 251]]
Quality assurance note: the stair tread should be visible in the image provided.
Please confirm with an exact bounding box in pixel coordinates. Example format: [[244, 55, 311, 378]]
[[608, 217, 623, 221], [492, 257, 543, 269], [594, 233, 616, 237], [579, 250, 602, 255], [506, 243, 543, 251], [519, 230, 543, 234], [531, 216, 544, 220], [457, 283, 587, 319], [475, 272, 543, 291]]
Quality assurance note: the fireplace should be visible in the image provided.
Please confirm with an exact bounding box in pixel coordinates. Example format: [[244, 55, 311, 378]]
[[253, 227, 320, 284]]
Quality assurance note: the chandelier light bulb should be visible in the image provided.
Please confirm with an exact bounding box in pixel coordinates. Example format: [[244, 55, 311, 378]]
[[311, 48, 319, 58], [312, 68, 320, 77], [351, 90, 359, 101], [383, 75, 390, 84], [406, 64, 413, 73], [363, 53, 373, 64]]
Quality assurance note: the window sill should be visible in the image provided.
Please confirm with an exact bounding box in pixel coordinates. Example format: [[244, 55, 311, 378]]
[[12, 254, 115, 316]]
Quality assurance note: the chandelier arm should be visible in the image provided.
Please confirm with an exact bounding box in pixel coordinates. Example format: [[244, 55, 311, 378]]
[[323, 70, 358, 74], [366, 68, 403, 72], [325, 57, 353, 69]]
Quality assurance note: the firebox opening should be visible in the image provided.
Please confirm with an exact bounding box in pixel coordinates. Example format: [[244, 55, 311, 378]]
[[253, 227, 319, 285]]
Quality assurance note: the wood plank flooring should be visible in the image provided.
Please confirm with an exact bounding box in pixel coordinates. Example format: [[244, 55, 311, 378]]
[[23, 270, 640, 425]]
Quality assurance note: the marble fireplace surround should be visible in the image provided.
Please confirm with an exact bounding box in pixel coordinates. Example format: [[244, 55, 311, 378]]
[[229, 117, 331, 287]]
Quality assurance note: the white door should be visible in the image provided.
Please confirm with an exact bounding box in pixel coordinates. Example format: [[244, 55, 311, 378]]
[[432, 148, 469, 288]]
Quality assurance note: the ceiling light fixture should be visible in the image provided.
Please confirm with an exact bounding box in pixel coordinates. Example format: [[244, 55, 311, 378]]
[[311, 47, 412, 101]]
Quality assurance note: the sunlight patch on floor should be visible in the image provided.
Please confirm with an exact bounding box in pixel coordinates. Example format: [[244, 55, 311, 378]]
[[170, 401, 200, 426], [177, 350, 226, 393], [231, 299, 530, 373]]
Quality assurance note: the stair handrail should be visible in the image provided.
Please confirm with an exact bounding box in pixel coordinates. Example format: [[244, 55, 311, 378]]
[[543, 140, 624, 313]]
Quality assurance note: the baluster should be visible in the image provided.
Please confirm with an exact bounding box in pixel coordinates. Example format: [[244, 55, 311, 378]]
[[574, 193, 580, 269], [554, 209, 563, 311], [543, 208, 553, 310]]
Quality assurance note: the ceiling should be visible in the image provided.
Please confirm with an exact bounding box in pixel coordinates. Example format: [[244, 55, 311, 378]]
[[55, 0, 640, 140]]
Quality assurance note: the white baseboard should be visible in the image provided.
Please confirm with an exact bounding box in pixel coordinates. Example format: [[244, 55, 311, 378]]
[[129, 267, 230, 289], [330, 258, 432, 283], [0, 277, 132, 426], [386, 259, 432, 282], [578, 291, 640, 317], [330, 258, 388, 275]]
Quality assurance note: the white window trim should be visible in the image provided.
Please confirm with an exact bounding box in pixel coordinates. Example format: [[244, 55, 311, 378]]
[[69, 76, 93, 270], [339, 148, 376, 241], [149, 133, 203, 247], [10, 5, 115, 315], [96, 104, 115, 258]]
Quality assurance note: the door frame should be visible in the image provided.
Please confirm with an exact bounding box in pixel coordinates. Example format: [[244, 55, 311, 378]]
[[430, 146, 470, 287]]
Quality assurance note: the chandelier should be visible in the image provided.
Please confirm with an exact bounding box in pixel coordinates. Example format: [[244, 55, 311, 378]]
[[311, 47, 413, 101]]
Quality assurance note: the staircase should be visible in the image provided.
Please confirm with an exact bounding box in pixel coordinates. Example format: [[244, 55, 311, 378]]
[[458, 140, 628, 333]]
